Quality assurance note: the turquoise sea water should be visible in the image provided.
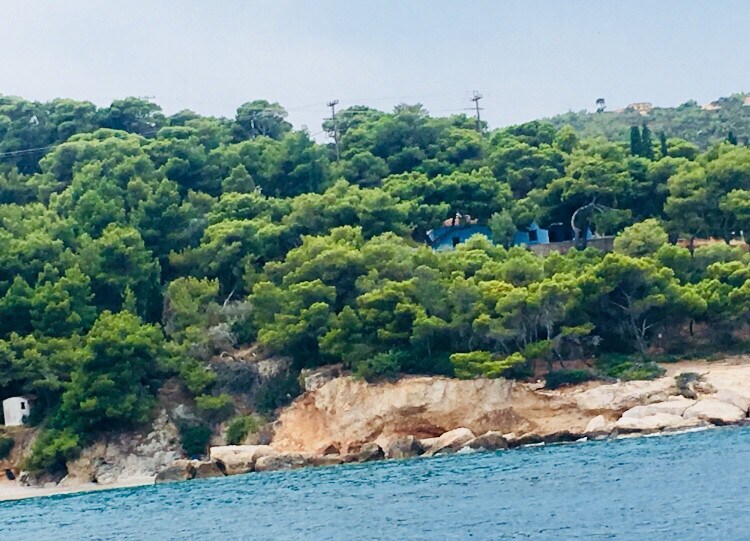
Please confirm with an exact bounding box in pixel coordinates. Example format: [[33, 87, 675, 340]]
[[2, 427, 750, 540]]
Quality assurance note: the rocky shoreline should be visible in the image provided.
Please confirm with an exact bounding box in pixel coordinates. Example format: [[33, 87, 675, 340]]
[[4, 358, 750, 500], [134, 357, 750, 482], [159, 411, 742, 484], [151, 357, 750, 483]]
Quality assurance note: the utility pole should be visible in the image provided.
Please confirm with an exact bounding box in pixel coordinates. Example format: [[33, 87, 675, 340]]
[[471, 91, 483, 133], [327, 99, 340, 162]]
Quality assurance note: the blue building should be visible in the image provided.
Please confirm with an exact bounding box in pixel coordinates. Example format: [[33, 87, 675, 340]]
[[427, 214, 593, 251], [512, 221, 549, 246], [426, 214, 491, 251]]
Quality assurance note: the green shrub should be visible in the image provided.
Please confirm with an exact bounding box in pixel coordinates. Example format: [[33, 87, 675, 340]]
[[613, 219, 669, 257], [195, 393, 234, 423], [24, 429, 81, 472], [179, 424, 211, 457], [595, 353, 663, 381], [0, 435, 15, 459], [615, 363, 664, 381], [450, 351, 527, 379], [545, 369, 597, 390], [225, 415, 266, 445], [353, 351, 402, 382]]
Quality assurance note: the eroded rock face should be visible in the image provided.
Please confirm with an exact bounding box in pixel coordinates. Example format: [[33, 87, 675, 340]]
[[465, 431, 508, 451], [424, 428, 475, 456], [192, 461, 224, 479], [572, 379, 677, 413], [616, 413, 695, 432], [357, 442, 385, 462], [683, 399, 746, 425], [155, 460, 195, 483], [309, 455, 343, 467], [255, 453, 308, 472], [715, 389, 750, 413], [300, 365, 343, 392], [383, 436, 424, 459], [209, 445, 276, 475], [584, 415, 609, 434], [64, 410, 181, 485], [621, 396, 696, 419], [0, 427, 37, 473], [272, 376, 582, 454]]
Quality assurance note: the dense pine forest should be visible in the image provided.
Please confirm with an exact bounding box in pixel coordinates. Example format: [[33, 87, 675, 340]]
[[3, 94, 750, 470]]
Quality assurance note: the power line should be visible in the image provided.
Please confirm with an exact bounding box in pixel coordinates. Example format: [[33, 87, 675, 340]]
[[0, 93, 488, 161], [0, 144, 57, 158], [0, 127, 162, 160]]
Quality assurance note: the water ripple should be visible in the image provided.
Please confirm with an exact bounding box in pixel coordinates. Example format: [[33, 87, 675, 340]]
[[2, 427, 750, 540]]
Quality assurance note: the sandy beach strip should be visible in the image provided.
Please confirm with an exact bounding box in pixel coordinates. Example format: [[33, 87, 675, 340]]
[[0, 476, 155, 502]]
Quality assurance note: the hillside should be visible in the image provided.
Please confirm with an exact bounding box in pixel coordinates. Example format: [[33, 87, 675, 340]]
[[4, 93, 750, 478], [547, 93, 750, 149]]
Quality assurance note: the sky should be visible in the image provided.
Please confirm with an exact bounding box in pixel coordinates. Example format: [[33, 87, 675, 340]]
[[2, 0, 750, 137]]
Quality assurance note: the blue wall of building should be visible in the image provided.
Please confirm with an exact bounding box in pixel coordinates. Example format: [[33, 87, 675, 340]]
[[431, 225, 492, 251], [512, 222, 550, 246]]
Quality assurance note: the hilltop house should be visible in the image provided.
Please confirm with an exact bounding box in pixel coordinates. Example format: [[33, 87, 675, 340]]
[[2, 396, 31, 427]]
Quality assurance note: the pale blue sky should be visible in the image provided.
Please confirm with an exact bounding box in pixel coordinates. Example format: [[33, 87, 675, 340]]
[[2, 1, 749, 135]]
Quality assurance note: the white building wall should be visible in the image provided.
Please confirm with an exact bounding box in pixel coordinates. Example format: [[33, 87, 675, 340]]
[[2, 397, 30, 426]]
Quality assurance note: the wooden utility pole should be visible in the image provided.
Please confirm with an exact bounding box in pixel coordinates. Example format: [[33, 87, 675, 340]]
[[471, 91, 483, 133], [327, 99, 340, 162]]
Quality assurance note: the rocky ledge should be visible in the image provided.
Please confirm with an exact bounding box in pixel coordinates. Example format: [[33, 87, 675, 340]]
[[156, 429, 513, 483], [151, 357, 750, 482]]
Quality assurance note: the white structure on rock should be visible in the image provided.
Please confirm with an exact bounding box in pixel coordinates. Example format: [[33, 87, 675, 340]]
[[2, 397, 31, 427]]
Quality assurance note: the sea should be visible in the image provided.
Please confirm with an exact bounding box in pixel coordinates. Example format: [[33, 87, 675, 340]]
[[1, 426, 749, 540]]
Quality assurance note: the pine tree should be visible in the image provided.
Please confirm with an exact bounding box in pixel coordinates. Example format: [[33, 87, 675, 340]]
[[641, 123, 654, 160], [660, 132, 668, 158], [630, 126, 642, 156], [727, 131, 738, 145], [122, 287, 138, 314]]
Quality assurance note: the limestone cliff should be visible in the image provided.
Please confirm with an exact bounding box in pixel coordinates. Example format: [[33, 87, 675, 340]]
[[271, 359, 750, 454], [271, 375, 663, 453]]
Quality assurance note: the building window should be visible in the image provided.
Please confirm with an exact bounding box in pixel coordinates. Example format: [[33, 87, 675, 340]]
[[20, 402, 25, 410], [528, 229, 538, 242], [452, 237, 460, 247]]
